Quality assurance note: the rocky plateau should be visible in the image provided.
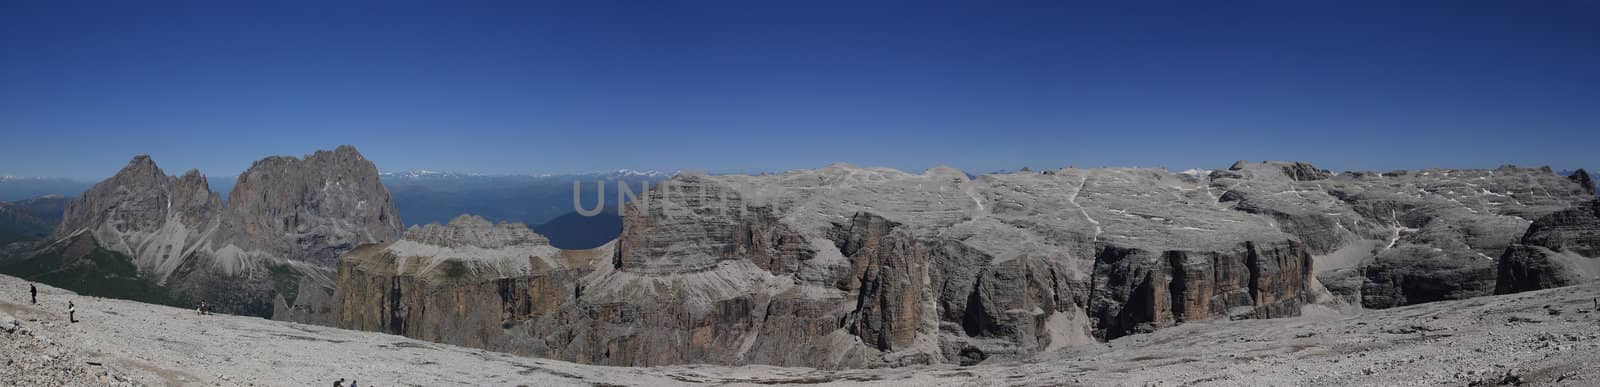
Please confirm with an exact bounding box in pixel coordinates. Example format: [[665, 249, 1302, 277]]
[[332, 160, 1599, 370]]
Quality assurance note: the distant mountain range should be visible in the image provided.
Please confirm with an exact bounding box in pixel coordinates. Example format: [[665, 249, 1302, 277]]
[[379, 170, 669, 249], [0, 195, 69, 244], [0, 177, 93, 202]]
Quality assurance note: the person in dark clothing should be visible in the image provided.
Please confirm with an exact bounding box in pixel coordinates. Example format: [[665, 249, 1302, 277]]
[[30, 283, 37, 304], [68, 300, 77, 323], [334, 378, 345, 387]]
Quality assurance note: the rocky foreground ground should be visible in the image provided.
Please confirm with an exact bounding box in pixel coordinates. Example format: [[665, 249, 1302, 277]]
[[4, 273, 1600, 386]]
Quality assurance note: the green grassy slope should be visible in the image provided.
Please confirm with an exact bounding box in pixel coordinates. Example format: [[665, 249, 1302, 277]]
[[0, 246, 179, 308]]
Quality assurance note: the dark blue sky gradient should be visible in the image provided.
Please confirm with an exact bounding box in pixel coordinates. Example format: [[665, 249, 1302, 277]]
[[2, 1, 1596, 179]]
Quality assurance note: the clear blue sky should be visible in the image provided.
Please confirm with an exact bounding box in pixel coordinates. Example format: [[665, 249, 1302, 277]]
[[2, 1, 1596, 180]]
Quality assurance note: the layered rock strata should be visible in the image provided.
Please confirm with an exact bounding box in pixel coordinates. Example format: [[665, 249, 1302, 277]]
[[1496, 199, 1600, 294], [340, 164, 1340, 368], [337, 160, 1590, 369], [1213, 162, 1590, 308]]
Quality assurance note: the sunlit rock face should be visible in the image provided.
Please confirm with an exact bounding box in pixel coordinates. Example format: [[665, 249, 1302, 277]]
[[1214, 162, 1591, 308], [328, 161, 1593, 369], [37, 146, 402, 317], [49, 157, 219, 282], [330, 163, 1364, 368]]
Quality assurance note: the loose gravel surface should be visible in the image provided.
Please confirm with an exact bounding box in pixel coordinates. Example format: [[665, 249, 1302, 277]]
[[4, 273, 1600, 386]]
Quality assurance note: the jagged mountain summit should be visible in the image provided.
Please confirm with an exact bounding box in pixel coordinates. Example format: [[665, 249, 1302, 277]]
[[325, 160, 1594, 369], [2, 146, 402, 317], [206, 168, 668, 249]]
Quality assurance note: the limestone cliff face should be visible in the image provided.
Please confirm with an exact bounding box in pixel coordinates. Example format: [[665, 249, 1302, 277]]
[[612, 174, 815, 275], [336, 216, 618, 360], [402, 215, 547, 248], [1516, 200, 1600, 258], [36, 146, 401, 317], [1496, 200, 1600, 294], [1089, 240, 1312, 340], [1216, 162, 1592, 308], [51, 157, 223, 282], [335, 165, 1327, 368], [1571, 169, 1596, 196], [330, 161, 1592, 369], [212, 145, 403, 267]]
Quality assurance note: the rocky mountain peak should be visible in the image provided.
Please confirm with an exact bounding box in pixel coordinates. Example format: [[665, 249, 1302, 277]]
[[114, 155, 167, 185], [127, 154, 155, 167], [402, 214, 548, 249], [1570, 169, 1595, 196], [1226, 160, 1331, 181], [215, 145, 402, 266], [27, 146, 408, 318], [1279, 161, 1332, 181], [176, 169, 208, 190], [309, 145, 368, 164], [52, 155, 182, 239]]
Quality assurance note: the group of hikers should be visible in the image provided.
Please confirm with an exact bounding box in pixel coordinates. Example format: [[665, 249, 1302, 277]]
[[26, 282, 76, 323], [334, 378, 360, 387], [27, 280, 229, 322]]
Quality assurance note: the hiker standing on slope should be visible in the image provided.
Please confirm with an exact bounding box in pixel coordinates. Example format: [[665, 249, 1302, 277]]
[[68, 300, 76, 323], [30, 283, 37, 304]]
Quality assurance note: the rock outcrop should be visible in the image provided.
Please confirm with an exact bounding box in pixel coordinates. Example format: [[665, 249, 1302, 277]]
[[8, 146, 401, 318], [336, 215, 598, 353], [47, 157, 223, 284], [211, 146, 403, 268], [337, 164, 1332, 368], [1214, 162, 1591, 308], [1570, 169, 1595, 196], [1089, 240, 1312, 339], [1496, 200, 1600, 294], [329, 160, 1589, 369]]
